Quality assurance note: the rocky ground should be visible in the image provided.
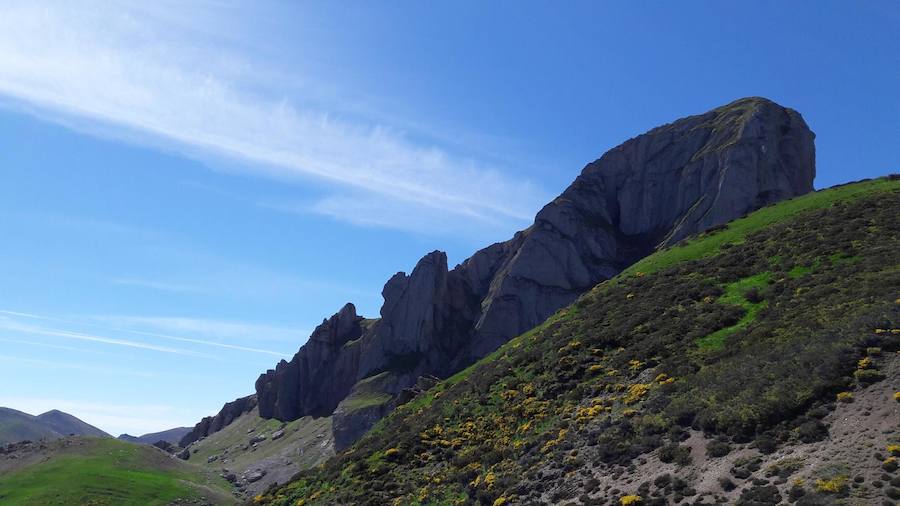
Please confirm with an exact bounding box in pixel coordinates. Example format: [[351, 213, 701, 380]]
[[0, 438, 60, 474], [179, 407, 334, 499], [537, 352, 900, 505]]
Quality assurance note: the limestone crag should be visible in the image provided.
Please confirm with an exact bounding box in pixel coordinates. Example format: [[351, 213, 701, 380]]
[[201, 97, 816, 448], [179, 395, 257, 447], [256, 303, 366, 421]]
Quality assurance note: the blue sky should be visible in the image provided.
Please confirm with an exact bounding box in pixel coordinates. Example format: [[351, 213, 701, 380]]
[[0, 1, 897, 436]]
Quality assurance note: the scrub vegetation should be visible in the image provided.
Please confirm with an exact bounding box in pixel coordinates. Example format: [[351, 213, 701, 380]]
[[254, 177, 900, 505]]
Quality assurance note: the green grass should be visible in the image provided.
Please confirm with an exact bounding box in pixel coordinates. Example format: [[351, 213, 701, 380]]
[[342, 371, 412, 411], [788, 262, 817, 278], [696, 272, 771, 350], [0, 438, 234, 506], [620, 177, 900, 280], [341, 392, 393, 410]]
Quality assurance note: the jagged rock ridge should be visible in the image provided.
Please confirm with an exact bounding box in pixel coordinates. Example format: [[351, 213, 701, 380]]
[[202, 97, 817, 449], [180, 395, 257, 447]]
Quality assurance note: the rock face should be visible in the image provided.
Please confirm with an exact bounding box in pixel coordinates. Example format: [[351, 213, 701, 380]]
[[179, 395, 257, 447], [211, 97, 816, 448], [332, 374, 439, 450], [256, 303, 366, 420]]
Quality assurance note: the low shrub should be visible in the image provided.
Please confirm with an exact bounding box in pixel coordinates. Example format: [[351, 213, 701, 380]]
[[854, 368, 886, 384], [835, 391, 853, 402], [754, 435, 777, 454], [658, 444, 691, 466], [706, 440, 731, 458], [619, 494, 642, 505], [815, 475, 848, 494]]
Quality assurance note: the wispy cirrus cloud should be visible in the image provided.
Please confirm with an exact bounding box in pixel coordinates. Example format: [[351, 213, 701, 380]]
[[0, 310, 299, 357], [88, 315, 307, 345], [111, 277, 206, 294], [0, 354, 159, 379], [0, 0, 547, 234], [0, 336, 109, 355], [0, 316, 205, 357]]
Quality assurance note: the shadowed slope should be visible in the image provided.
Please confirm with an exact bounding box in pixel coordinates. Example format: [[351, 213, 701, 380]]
[[258, 176, 899, 505]]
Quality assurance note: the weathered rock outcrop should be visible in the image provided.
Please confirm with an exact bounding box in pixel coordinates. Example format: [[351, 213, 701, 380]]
[[256, 303, 367, 420], [332, 372, 440, 450], [179, 394, 257, 447], [207, 97, 816, 448]]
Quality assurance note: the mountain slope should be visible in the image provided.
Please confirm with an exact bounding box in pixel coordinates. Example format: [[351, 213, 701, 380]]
[[0, 408, 109, 444], [0, 437, 236, 505], [182, 406, 333, 498], [0, 408, 61, 445], [186, 96, 815, 454], [36, 410, 110, 438], [118, 426, 191, 445], [257, 176, 900, 506]]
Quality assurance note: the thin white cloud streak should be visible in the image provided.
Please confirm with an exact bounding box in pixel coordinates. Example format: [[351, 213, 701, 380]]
[[90, 315, 307, 345], [111, 277, 205, 294], [0, 310, 299, 356], [0, 316, 206, 357], [0, 354, 158, 379], [88, 318, 295, 357], [0, 1, 548, 233], [0, 336, 108, 354]]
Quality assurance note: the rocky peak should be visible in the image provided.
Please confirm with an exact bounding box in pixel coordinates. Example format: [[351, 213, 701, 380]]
[[309, 303, 363, 347], [199, 97, 816, 449]]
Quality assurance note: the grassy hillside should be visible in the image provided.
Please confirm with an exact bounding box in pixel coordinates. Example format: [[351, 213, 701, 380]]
[[118, 426, 191, 445], [185, 407, 334, 497], [257, 177, 900, 505], [0, 437, 236, 505], [0, 408, 61, 445]]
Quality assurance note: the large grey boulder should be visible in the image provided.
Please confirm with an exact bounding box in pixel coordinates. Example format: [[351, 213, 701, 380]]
[[210, 97, 816, 448]]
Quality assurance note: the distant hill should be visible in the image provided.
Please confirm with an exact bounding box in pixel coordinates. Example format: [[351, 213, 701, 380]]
[[118, 427, 192, 445], [0, 408, 61, 445], [0, 407, 109, 445], [36, 410, 110, 438], [0, 437, 236, 505]]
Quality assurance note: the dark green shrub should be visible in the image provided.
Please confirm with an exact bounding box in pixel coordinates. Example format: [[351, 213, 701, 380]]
[[658, 444, 691, 466], [854, 368, 887, 385], [653, 473, 671, 488], [707, 439, 731, 458], [755, 436, 777, 454], [787, 484, 805, 501], [736, 485, 781, 505], [797, 421, 828, 444], [744, 287, 764, 304]]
